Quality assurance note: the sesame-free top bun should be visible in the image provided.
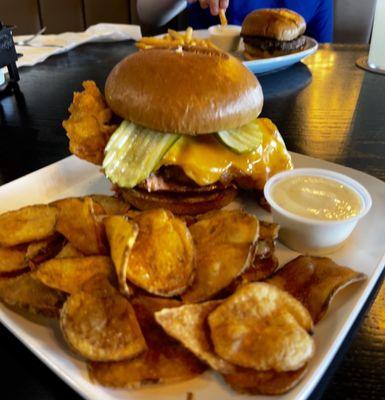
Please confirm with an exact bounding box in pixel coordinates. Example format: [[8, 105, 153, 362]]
[[105, 47, 263, 135], [241, 9, 306, 41]]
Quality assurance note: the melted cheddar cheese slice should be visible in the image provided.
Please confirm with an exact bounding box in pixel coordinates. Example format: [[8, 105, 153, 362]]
[[162, 118, 292, 190]]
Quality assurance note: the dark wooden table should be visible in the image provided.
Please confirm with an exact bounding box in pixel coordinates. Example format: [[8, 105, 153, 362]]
[[0, 42, 384, 400]]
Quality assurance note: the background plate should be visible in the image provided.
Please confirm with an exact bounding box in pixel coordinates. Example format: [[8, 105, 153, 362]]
[[0, 152, 384, 400], [191, 29, 318, 75]]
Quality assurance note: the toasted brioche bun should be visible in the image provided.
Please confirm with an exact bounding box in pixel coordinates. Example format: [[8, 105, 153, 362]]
[[241, 9, 306, 41], [105, 48, 263, 135], [118, 187, 237, 215]]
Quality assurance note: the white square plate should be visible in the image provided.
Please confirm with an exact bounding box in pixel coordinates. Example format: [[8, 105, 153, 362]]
[[0, 152, 384, 400]]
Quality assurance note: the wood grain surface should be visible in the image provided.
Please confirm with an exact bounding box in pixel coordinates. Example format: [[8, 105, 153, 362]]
[[0, 41, 384, 400]]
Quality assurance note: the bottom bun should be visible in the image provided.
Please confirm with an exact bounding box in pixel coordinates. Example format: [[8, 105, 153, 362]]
[[118, 187, 237, 215]]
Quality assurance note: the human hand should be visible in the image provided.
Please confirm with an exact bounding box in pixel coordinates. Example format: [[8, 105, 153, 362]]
[[187, 0, 229, 16]]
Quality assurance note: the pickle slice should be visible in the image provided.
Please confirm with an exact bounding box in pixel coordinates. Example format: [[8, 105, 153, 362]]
[[217, 119, 264, 154], [103, 121, 179, 188]]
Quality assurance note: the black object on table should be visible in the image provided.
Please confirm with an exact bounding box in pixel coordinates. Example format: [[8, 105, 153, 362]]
[[0, 22, 19, 83], [0, 41, 385, 400]]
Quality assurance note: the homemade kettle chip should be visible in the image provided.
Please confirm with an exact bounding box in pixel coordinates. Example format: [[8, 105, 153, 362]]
[[155, 301, 236, 374], [35, 256, 114, 294], [55, 242, 84, 258], [89, 194, 131, 215], [104, 216, 139, 297], [126, 209, 195, 297], [60, 275, 146, 361], [88, 343, 206, 388], [223, 365, 308, 395], [54, 197, 107, 255], [268, 255, 366, 323], [0, 246, 28, 277], [208, 283, 314, 372], [26, 234, 66, 269], [0, 272, 66, 318], [0, 205, 58, 247], [182, 210, 259, 303]]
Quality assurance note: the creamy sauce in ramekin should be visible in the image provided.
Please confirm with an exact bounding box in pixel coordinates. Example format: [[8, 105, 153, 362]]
[[271, 175, 362, 221]]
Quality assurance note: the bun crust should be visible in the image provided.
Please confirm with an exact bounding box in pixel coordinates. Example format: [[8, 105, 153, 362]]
[[105, 48, 263, 135], [241, 9, 306, 41]]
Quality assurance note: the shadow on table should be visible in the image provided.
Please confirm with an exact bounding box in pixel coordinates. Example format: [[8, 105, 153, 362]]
[[258, 62, 312, 100]]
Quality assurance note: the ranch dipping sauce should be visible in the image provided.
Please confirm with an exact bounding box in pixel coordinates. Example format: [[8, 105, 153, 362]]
[[271, 175, 362, 221]]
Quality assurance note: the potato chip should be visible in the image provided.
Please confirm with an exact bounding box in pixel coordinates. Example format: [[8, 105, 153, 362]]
[[0, 205, 58, 247], [126, 210, 195, 297], [104, 216, 139, 297], [88, 343, 206, 388], [54, 197, 107, 255], [35, 256, 113, 294], [55, 242, 84, 258], [0, 246, 28, 277], [223, 365, 308, 395], [60, 275, 146, 361], [132, 295, 182, 345], [208, 283, 314, 372], [268, 255, 366, 323], [26, 234, 66, 269], [155, 301, 236, 373], [182, 210, 259, 303], [0, 272, 66, 317], [90, 195, 130, 215]]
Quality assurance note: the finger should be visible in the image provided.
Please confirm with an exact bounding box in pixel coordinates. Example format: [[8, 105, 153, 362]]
[[220, 0, 229, 9], [199, 0, 209, 9], [210, 0, 219, 15]]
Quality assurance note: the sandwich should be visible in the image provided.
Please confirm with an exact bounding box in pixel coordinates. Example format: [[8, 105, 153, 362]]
[[63, 47, 292, 215], [241, 8, 307, 60]]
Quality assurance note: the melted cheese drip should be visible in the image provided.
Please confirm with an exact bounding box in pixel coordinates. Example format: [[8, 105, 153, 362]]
[[271, 175, 363, 220], [162, 118, 292, 190]]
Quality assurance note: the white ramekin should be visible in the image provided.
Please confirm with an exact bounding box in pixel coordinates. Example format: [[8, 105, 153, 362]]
[[263, 168, 372, 254], [208, 25, 241, 52]]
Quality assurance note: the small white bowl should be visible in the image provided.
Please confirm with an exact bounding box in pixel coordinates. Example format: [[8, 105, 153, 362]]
[[208, 24, 241, 53], [264, 168, 372, 254]]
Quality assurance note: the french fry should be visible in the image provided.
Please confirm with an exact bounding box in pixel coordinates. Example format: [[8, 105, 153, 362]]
[[185, 27, 193, 44], [219, 9, 228, 26], [168, 29, 184, 42]]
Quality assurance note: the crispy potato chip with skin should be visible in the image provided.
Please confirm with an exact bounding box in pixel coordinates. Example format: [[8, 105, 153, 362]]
[[55, 242, 84, 258], [223, 365, 308, 395], [132, 294, 182, 345], [104, 216, 139, 297], [54, 197, 107, 255], [208, 282, 314, 372], [0, 205, 58, 247], [35, 256, 114, 294], [60, 274, 147, 362], [0, 272, 66, 318], [182, 210, 259, 303], [267, 255, 367, 323], [155, 301, 236, 373], [26, 234, 66, 269], [90, 294, 205, 388], [126, 209, 195, 297], [88, 343, 206, 389], [89, 195, 130, 215], [0, 245, 29, 277]]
